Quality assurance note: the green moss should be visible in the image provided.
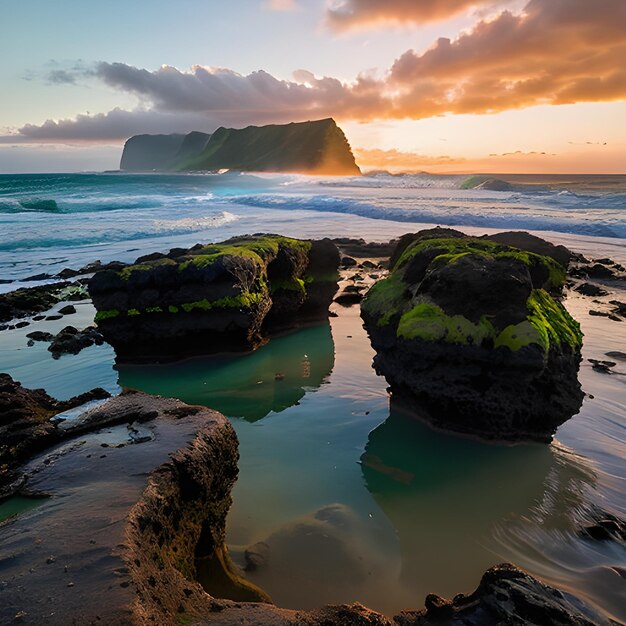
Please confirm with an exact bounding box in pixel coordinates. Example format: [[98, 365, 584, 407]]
[[395, 237, 565, 291], [145, 306, 163, 314], [179, 292, 265, 313], [494, 320, 545, 351], [180, 246, 263, 270], [270, 276, 306, 294], [128, 308, 140, 317], [119, 258, 177, 281], [94, 308, 120, 323], [361, 272, 407, 326], [395, 237, 499, 270], [168, 305, 179, 314], [526, 289, 583, 351], [397, 302, 495, 345]]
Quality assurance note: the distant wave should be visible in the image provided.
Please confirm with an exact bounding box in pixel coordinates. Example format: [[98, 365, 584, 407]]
[[224, 193, 626, 238], [0, 198, 61, 213], [0, 210, 239, 252]]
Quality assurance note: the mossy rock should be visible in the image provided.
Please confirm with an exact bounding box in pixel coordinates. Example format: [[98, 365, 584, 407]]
[[363, 234, 578, 355], [88, 234, 338, 362], [361, 229, 584, 442]]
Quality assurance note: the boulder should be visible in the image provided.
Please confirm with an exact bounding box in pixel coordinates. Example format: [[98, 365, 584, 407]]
[[396, 563, 614, 626], [48, 325, 104, 357], [361, 231, 584, 442], [88, 234, 339, 362], [485, 231, 572, 267]]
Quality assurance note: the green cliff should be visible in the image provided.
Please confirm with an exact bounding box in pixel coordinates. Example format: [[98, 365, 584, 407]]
[[119, 119, 361, 175]]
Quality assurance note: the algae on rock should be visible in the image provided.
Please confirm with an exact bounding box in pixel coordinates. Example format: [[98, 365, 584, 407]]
[[361, 229, 583, 442], [88, 234, 339, 362]]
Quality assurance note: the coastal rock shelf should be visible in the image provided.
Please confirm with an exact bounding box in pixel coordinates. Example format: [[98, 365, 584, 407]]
[[88, 234, 340, 362], [361, 228, 584, 442], [1, 388, 612, 625]]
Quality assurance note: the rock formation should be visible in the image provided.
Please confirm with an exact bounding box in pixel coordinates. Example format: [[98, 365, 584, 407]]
[[0, 374, 110, 494], [361, 229, 584, 442], [119, 118, 361, 175], [88, 234, 340, 362]]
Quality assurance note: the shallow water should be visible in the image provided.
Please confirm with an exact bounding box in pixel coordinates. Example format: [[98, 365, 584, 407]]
[[117, 303, 626, 618], [0, 172, 625, 618], [0, 496, 46, 523]]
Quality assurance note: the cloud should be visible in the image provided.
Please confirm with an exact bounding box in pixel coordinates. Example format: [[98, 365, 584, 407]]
[[7, 0, 626, 144], [7, 64, 388, 142], [388, 0, 626, 116], [488, 150, 556, 156], [47, 69, 78, 85], [8, 109, 216, 143], [326, 0, 503, 30], [354, 147, 466, 170]]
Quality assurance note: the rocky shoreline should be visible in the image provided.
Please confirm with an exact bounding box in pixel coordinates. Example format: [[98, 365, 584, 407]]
[[1, 229, 625, 624], [1, 385, 617, 625]]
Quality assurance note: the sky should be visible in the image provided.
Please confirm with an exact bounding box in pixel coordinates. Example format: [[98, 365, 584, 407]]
[[1, 0, 625, 173]]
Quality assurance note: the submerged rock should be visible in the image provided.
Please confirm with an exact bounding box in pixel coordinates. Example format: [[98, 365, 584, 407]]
[[47, 325, 104, 357], [89, 234, 339, 362], [361, 230, 584, 442]]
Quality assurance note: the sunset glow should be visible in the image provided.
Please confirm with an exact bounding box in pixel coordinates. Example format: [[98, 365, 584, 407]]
[[1, 0, 625, 173]]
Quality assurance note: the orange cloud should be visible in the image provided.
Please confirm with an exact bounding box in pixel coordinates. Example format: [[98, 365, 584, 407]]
[[354, 147, 466, 171], [8, 0, 626, 143], [326, 0, 502, 30], [389, 0, 626, 115]]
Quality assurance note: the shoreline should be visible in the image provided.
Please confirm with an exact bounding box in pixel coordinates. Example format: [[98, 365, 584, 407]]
[[0, 230, 624, 622]]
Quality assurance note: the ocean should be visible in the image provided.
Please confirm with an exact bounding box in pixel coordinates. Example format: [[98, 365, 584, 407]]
[[0, 171, 625, 619], [1, 171, 626, 284]]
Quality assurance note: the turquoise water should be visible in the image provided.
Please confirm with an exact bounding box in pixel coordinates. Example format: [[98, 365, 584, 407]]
[[117, 305, 625, 618], [2, 172, 626, 284], [1, 172, 625, 618], [1, 291, 625, 617]]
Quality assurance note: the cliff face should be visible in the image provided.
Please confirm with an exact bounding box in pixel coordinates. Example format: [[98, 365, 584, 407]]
[[119, 134, 186, 171], [119, 119, 361, 175]]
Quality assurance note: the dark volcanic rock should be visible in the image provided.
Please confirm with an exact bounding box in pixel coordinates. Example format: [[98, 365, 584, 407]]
[[26, 330, 54, 342], [389, 227, 467, 269], [58, 304, 76, 315], [48, 325, 104, 357], [586, 264, 616, 279], [88, 235, 339, 362], [341, 256, 358, 267], [0, 374, 110, 492], [0, 282, 89, 323], [361, 230, 583, 442], [485, 231, 573, 267], [332, 237, 397, 259], [576, 282, 609, 296], [396, 563, 614, 626]]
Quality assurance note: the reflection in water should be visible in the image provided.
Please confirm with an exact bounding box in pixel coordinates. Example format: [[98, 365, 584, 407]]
[[113, 306, 625, 618], [361, 408, 625, 620], [117, 323, 335, 422]]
